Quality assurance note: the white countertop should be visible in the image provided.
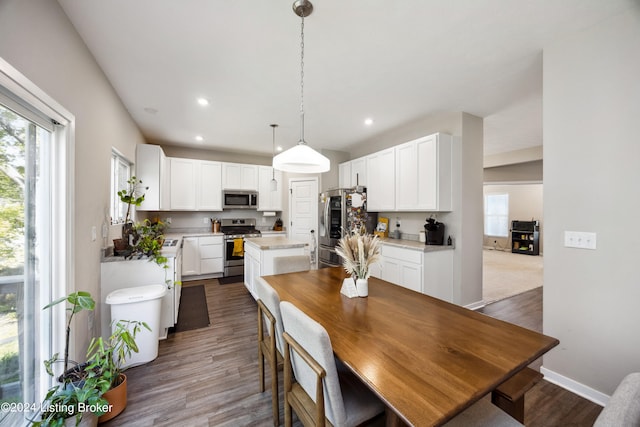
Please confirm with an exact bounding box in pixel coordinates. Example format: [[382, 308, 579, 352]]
[[245, 236, 308, 250], [380, 237, 454, 252]]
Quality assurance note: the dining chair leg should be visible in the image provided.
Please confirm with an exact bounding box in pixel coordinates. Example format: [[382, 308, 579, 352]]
[[269, 347, 279, 426], [284, 341, 292, 427]]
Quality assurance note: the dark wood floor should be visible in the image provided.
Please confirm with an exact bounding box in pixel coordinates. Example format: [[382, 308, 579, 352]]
[[105, 282, 602, 426]]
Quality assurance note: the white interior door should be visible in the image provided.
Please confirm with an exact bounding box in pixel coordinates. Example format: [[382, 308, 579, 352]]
[[288, 178, 319, 250]]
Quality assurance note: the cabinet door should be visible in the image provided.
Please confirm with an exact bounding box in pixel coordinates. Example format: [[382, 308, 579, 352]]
[[136, 144, 166, 211], [222, 163, 242, 189], [399, 262, 422, 293], [416, 135, 438, 210], [395, 141, 418, 210], [381, 258, 400, 285], [199, 161, 222, 210], [339, 162, 351, 188], [170, 158, 197, 210], [366, 148, 395, 211], [423, 250, 453, 302], [241, 164, 258, 190], [350, 157, 366, 187], [182, 237, 199, 276]]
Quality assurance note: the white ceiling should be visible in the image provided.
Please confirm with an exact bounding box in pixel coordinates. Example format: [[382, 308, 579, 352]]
[[58, 0, 634, 158]]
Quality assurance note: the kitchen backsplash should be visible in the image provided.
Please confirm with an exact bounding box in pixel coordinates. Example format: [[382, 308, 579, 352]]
[[376, 211, 453, 242], [139, 210, 282, 233]]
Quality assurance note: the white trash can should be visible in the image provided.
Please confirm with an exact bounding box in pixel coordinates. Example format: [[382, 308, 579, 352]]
[[106, 284, 166, 368]]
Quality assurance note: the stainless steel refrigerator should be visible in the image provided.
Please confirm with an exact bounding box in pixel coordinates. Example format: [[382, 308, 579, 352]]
[[318, 187, 377, 268]]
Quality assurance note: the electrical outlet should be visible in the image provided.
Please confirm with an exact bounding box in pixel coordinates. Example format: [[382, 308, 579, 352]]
[[165, 217, 172, 224], [396, 217, 401, 227], [91, 226, 97, 242], [203, 217, 210, 225]]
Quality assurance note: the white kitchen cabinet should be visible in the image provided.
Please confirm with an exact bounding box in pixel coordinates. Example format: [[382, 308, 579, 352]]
[[136, 144, 170, 211], [222, 162, 258, 190], [182, 235, 224, 279], [339, 158, 367, 188], [366, 148, 395, 211], [338, 162, 351, 188], [198, 235, 223, 274], [243, 238, 307, 299], [372, 243, 454, 302], [380, 245, 423, 293], [199, 160, 222, 210], [396, 133, 452, 211], [257, 166, 283, 211], [170, 158, 198, 210], [100, 250, 182, 340], [181, 237, 199, 276], [170, 158, 223, 211]]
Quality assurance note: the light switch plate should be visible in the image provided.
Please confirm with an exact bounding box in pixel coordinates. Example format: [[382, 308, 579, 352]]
[[564, 231, 597, 250]]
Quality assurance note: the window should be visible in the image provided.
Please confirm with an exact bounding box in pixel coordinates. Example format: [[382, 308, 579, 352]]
[[484, 193, 509, 237], [0, 60, 73, 425], [110, 150, 131, 224]]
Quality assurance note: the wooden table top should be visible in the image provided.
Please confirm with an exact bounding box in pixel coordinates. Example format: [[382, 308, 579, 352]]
[[263, 267, 559, 426]]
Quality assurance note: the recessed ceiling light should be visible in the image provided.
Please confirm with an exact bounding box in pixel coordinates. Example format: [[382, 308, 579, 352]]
[[195, 135, 204, 142], [197, 98, 209, 106], [364, 118, 374, 126], [276, 146, 283, 152]]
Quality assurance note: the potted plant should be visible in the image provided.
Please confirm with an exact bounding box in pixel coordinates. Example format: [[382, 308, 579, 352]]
[[31, 291, 110, 427], [335, 231, 381, 298], [131, 219, 168, 268], [115, 176, 148, 251], [85, 320, 149, 423]]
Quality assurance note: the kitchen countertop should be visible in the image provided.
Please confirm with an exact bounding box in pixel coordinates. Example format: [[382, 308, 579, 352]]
[[245, 236, 308, 250], [380, 237, 454, 252]]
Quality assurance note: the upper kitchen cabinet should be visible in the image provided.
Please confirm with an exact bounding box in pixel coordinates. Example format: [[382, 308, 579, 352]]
[[170, 158, 222, 211], [257, 166, 283, 211], [135, 144, 170, 211], [222, 163, 258, 191], [395, 133, 452, 211], [366, 148, 395, 211], [199, 160, 223, 210], [339, 158, 367, 188]]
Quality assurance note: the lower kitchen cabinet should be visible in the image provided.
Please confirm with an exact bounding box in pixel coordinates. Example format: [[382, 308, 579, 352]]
[[181, 235, 224, 280], [372, 243, 453, 302]]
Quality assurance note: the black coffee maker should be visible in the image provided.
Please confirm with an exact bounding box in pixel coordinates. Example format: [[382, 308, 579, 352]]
[[424, 217, 445, 245]]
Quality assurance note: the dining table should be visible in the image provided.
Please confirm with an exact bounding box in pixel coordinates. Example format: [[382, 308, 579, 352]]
[[262, 267, 559, 427]]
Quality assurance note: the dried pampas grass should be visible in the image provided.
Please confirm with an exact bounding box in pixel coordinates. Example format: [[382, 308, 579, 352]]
[[335, 232, 381, 279]]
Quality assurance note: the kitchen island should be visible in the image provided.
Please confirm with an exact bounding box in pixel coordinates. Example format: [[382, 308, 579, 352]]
[[244, 236, 308, 299]]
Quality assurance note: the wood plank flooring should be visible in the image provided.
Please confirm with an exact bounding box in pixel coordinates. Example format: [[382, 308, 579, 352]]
[[104, 281, 602, 426]]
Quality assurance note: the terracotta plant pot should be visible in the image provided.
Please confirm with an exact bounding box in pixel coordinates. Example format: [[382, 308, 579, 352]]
[[98, 374, 127, 423], [64, 413, 97, 427]]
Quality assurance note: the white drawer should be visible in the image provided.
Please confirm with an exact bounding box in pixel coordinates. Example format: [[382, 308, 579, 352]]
[[201, 258, 223, 274], [381, 245, 422, 264], [200, 244, 222, 259], [199, 235, 223, 246]]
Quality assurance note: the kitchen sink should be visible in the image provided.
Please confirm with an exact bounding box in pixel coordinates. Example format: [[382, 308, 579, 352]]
[[162, 239, 178, 247]]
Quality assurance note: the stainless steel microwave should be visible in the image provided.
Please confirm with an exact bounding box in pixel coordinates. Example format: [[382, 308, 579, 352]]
[[223, 190, 258, 209]]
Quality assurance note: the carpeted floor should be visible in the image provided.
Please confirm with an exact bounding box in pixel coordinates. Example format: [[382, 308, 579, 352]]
[[175, 284, 210, 332], [483, 249, 543, 304]]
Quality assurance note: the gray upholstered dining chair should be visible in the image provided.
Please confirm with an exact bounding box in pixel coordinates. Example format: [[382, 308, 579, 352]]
[[273, 255, 311, 275], [280, 301, 385, 427], [255, 277, 286, 426]]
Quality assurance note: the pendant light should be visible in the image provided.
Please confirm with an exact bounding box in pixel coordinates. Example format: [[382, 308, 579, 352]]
[[272, 0, 330, 174], [270, 124, 278, 191]]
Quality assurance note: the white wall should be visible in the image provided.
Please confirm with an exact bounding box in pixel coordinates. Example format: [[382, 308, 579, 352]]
[[543, 8, 640, 400], [0, 0, 145, 361]]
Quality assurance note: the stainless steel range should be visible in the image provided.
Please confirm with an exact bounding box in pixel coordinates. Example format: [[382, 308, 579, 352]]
[[221, 218, 261, 277]]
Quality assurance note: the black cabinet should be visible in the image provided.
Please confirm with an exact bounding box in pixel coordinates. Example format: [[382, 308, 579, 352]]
[[511, 220, 540, 255]]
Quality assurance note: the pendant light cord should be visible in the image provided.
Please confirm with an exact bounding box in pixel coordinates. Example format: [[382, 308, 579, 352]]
[[299, 13, 305, 144]]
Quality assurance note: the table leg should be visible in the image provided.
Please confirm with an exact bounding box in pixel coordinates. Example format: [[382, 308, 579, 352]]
[[385, 407, 409, 427]]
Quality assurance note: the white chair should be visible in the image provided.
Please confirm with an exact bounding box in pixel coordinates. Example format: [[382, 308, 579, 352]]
[[256, 277, 286, 426], [273, 255, 311, 275], [593, 372, 640, 426], [280, 301, 384, 427]]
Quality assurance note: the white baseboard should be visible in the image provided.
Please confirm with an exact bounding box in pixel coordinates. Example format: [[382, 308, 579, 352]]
[[541, 367, 609, 407], [464, 300, 486, 310]]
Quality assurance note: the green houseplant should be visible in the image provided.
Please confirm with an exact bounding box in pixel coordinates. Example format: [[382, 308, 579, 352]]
[[32, 292, 110, 427], [114, 176, 148, 252], [85, 320, 149, 422]]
